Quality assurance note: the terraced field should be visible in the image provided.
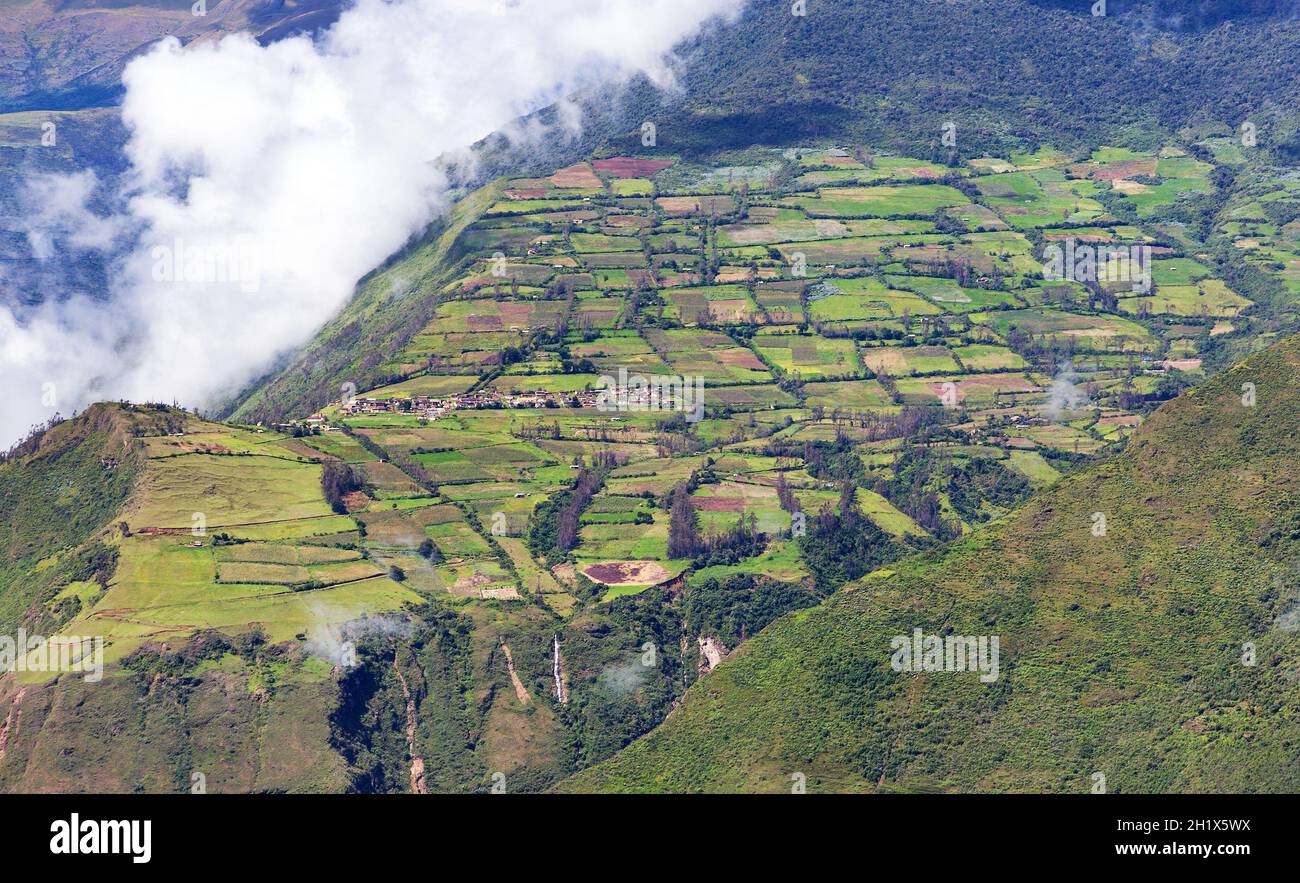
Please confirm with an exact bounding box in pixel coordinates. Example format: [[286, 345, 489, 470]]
[[305, 140, 1287, 615], [8, 134, 1297, 794]]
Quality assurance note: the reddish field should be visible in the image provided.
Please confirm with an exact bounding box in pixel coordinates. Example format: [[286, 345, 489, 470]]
[[1098, 414, 1143, 427], [1044, 232, 1113, 242], [1072, 158, 1157, 181], [581, 560, 672, 586], [693, 497, 744, 512], [925, 374, 1040, 403], [548, 162, 603, 189], [498, 303, 537, 326], [657, 195, 736, 216], [593, 157, 673, 177], [716, 348, 767, 370]]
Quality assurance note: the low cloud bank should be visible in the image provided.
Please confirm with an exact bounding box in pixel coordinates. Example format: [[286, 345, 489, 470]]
[[0, 0, 745, 446]]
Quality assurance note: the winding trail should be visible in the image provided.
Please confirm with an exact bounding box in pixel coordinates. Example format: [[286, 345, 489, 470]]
[[0, 688, 26, 761], [552, 636, 567, 704], [392, 663, 427, 794], [499, 643, 531, 704]]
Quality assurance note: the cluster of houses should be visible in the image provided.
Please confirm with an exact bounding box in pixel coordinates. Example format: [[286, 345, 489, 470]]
[[339, 387, 604, 419]]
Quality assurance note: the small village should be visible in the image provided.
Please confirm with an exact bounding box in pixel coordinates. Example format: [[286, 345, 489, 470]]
[[336, 386, 605, 421]]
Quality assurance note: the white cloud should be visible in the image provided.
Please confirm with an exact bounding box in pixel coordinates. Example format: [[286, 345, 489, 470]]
[[0, 0, 745, 445], [20, 171, 124, 260]]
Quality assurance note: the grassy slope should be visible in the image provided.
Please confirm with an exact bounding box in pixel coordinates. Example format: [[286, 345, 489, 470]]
[[0, 409, 354, 792], [0, 642, 349, 794], [563, 334, 1300, 793], [0, 405, 574, 793], [0, 404, 140, 634]]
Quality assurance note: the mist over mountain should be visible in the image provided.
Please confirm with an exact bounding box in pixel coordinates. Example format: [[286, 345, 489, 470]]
[[0, 0, 746, 447], [228, 0, 1300, 425], [2, 0, 1300, 807]]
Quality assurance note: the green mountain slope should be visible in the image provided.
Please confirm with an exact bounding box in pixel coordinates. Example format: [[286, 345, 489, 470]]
[[652, 0, 1300, 160], [0, 403, 142, 636], [562, 334, 1300, 793], [228, 0, 1300, 425], [224, 180, 502, 426], [0, 404, 671, 792]]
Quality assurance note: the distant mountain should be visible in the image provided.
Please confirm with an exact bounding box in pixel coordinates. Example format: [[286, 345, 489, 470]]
[[562, 333, 1300, 792], [0, 0, 344, 113], [652, 0, 1300, 157], [0, 1, 347, 315]]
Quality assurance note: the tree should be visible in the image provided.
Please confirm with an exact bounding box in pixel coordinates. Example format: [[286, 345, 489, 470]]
[[798, 481, 899, 594], [776, 472, 799, 513], [667, 483, 703, 559], [321, 461, 361, 514], [418, 538, 444, 563]]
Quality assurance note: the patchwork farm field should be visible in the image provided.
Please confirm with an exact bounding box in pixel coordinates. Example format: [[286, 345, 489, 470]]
[[129, 453, 333, 529], [787, 183, 970, 218], [37, 419, 427, 669], [297, 142, 1271, 631], [16, 131, 1288, 793]]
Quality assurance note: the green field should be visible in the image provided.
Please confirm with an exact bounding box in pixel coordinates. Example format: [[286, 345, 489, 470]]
[[789, 184, 969, 218], [6, 125, 1290, 795]]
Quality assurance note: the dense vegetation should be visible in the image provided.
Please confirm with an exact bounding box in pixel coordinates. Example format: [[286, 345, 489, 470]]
[[655, 0, 1300, 161], [682, 573, 818, 648], [799, 483, 901, 594], [0, 404, 138, 634], [564, 335, 1300, 792], [6, 0, 1300, 796]]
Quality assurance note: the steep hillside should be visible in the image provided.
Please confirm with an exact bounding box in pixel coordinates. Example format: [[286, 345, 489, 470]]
[[0, 630, 350, 793], [9, 126, 1300, 791], [0, 404, 671, 792], [563, 334, 1300, 792], [224, 180, 502, 426], [7, 0, 1300, 796], [0, 403, 142, 636], [658, 0, 1300, 159], [230, 0, 1300, 424]]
